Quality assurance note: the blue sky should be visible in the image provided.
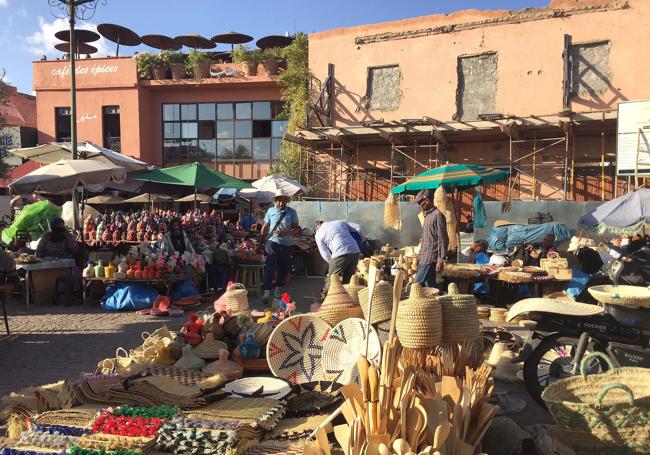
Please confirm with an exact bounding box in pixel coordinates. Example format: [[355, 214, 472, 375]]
[[1, 0, 548, 94]]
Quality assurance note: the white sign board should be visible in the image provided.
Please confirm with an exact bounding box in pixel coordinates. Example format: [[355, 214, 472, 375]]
[[617, 99, 650, 175]]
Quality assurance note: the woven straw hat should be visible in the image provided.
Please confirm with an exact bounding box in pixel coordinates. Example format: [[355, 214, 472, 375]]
[[588, 284, 650, 308], [343, 275, 366, 302], [438, 282, 480, 342], [396, 282, 442, 348], [224, 283, 249, 315], [193, 333, 229, 359], [316, 275, 363, 326], [358, 280, 393, 324]]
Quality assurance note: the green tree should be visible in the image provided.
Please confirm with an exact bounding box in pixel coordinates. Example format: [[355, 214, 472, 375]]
[[0, 70, 14, 181], [271, 32, 309, 181]]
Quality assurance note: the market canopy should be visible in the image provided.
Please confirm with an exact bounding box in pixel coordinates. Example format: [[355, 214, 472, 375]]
[[132, 162, 252, 190], [238, 174, 306, 202], [579, 188, 650, 230], [176, 193, 212, 203], [86, 195, 125, 205], [10, 142, 149, 173], [9, 160, 126, 195], [391, 163, 509, 195], [123, 193, 173, 204]]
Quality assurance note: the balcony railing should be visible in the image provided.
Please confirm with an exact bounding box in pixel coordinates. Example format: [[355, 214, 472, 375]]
[[104, 137, 121, 153]]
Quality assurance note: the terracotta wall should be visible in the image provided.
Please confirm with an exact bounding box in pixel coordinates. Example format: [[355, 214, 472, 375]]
[[308, 0, 650, 125]]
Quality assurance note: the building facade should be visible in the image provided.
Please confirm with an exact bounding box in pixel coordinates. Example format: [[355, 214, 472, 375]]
[[291, 0, 648, 206], [33, 57, 287, 180], [1, 85, 37, 165]]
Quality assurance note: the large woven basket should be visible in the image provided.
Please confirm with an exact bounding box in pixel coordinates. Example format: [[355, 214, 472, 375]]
[[588, 284, 650, 309], [542, 352, 650, 434], [343, 275, 366, 302], [438, 283, 480, 342], [549, 425, 650, 455], [316, 275, 363, 326], [358, 280, 392, 324], [224, 283, 249, 314], [396, 282, 442, 348]]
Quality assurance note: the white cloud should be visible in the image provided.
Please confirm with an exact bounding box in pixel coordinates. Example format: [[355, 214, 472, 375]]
[[25, 16, 112, 59], [0, 0, 9, 8]]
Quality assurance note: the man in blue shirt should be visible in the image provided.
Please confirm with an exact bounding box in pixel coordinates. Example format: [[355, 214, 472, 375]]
[[260, 190, 299, 303], [314, 220, 364, 295]]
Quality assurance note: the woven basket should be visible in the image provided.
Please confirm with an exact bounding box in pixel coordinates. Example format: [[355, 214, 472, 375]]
[[224, 283, 249, 314], [396, 282, 442, 348], [193, 334, 228, 359], [438, 283, 480, 342], [316, 275, 363, 326], [358, 280, 393, 324], [549, 425, 650, 454], [343, 275, 366, 302], [497, 270, 534, 283], [588, 285, 650, 308], [542, 352, 650, 433], [443, 263, 482, 279]]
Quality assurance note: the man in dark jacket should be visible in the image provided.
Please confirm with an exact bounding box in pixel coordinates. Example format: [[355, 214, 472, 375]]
[[414, 189, 448, 288]]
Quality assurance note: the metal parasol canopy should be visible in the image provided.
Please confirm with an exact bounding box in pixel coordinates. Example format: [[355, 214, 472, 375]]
[[175, 34, 216, 49], [256, 35, 294, 49], [141, 34, 181, 51], [55, 28, 100, 43], [211, 31, 253, 50], [55, 42, 98, 56], [97, 23, 141, 56]]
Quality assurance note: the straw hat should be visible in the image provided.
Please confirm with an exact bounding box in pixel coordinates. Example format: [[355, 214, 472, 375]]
[[396, 282, 442, 348], [438, 283, 480, 342], [343, 275, 366, 302], [358, 280, 393, 324], [273, 189, 292, 201], [494, 220, 516, 228], [316, 275, 363, 326], [193, 333, 229, 360]]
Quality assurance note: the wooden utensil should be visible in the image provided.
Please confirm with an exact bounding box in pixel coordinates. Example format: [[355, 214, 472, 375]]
[[334, 424, 351, 455], [367, 434, 391, 455], [405, 407, 424, 451], [365, 259, 380, 358], [315, 425, 331, 455], [357, 355, 371, 431], [432, 421, 451, 452], [368, 364, 380, 434], [393, 438, 411, 455], [378, 443, 391, 455]]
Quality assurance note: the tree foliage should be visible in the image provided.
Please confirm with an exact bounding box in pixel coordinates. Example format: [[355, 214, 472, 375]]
[[271, 32, 309, 181], [0, 70, 13, 181]]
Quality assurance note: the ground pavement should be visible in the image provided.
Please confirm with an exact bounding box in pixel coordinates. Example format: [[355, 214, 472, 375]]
[[0, 277, 551, 452]]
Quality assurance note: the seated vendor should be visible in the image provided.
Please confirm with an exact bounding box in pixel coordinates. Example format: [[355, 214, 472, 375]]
[[460, 240, 488, 264], [161, 218, 195, 256], [35, 218, 76, 259], [239, 209, 257, 231], [523, 234, 557, 267], [0, 247, 18, 290]]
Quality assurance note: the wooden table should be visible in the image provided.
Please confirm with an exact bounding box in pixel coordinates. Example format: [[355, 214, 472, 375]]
[[16, 259, 75, 311], [82, 273, 204, 307]]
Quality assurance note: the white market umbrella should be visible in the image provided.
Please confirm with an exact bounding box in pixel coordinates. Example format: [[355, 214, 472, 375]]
[[10, 141, 149, 173], [9, 159, 127, 195], [238, 174, 307, 202]]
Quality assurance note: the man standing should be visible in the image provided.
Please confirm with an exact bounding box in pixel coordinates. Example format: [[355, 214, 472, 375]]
[[314, 220, 363, 295], [415, 189, 448, 288], [261, 190, 299, 303]]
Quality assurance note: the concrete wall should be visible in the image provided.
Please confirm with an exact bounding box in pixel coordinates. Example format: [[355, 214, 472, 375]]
[[308, 0, 646, 125], [291, 200, 603, 248]]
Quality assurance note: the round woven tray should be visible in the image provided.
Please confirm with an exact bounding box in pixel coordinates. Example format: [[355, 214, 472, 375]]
[[224, 377, 292, 400], [588, 285, 650, 308], [266, 314, 331, 384], [497, 270, 534, 283], [321, 318, 381, 385]]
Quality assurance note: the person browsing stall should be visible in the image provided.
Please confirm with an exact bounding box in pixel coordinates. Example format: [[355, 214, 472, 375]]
[[35, 218, 76, 259], [460, 239, 488, 264], [523, 233, 556, 267], [261, 190, 299, 303], [239, 209, 257, 231], [314, 220, 364, 294], [161, 218, 195, 255], [414, 189, 449, 288]]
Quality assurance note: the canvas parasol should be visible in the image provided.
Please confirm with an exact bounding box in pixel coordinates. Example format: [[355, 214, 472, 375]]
[[175, 35, 215, 49], [256, 35, 294, 49], [55, 42, 98, 55], [132, 162, 251, 190], [55, 29, 100, 43], [123, 193, 172, 204], [9, 160, 126, 195], [141, 34, 181, 51], [211, 31, 253, 50], [238, 174, 306, 202], [177, 193, 212, 203], [579, 188, 650, 231], [97, 23, 141, 56], [10, 142, 148, 173], [86, 195, 125, 205], [391, 163, 508, 194]]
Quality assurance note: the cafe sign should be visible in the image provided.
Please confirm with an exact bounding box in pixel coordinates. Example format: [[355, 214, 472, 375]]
[[50, 62, 120, 79]]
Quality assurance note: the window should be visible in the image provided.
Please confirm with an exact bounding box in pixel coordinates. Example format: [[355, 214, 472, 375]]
[[102, 106, 121, 152], [162, 101, 288, 163], [456, 52, 498, 120], [55, 107, 71, 142], [569, 41, 611, 98], [366, 65, 400, 111]]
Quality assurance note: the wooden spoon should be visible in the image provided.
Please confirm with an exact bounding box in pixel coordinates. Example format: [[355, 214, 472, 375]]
[[432, 421, 451, 452], [405, 407, 424, 451], [334, 424, 350, 455], [368, 365, 380, 434], [377, 443, 391, 455], [393, 438, 411, 455]]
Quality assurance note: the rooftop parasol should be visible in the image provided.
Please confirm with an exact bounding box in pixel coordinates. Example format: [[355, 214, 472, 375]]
[[55, 29, 100, 43], [141, 34, 181, 51], [391, 163, 509, 194], [175, 34, 216, 49], [211, 31, 253, 50], [97, 23, 141, 56], [55, 42, 98, 55], [256, 35, 294, 49]]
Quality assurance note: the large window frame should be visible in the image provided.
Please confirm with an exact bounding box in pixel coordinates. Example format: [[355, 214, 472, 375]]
[[55, 106, 71, 142], [162, 100, 287, 166]]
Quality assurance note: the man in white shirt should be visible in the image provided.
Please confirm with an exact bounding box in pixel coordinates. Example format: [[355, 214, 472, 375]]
[[314, 220, 364, 295]]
